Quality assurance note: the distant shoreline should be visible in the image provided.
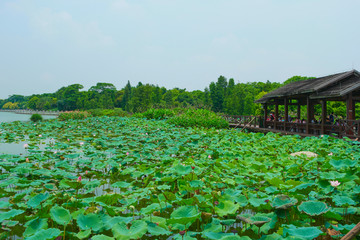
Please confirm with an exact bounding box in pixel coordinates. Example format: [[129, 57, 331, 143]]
[[0, 109, 60, 116]]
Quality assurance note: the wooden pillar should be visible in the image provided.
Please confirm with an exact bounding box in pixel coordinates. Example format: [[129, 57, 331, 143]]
[[274, 103, 278, 130], [264, 103, 268, 128], [346, 93, 355, 137], [347, 93, 355, 120], [321, 100, 327, 134], [297, 104, 301, 120], [306, 97, 310, 134], [284, 98, 288, 131]]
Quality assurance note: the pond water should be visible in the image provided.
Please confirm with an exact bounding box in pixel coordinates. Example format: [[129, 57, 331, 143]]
[[0, 111, 56, 123], [0, 112, 56, 154]]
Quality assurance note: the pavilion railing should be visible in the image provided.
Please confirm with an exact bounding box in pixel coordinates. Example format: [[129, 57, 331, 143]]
[[223, 115, 360, 139]]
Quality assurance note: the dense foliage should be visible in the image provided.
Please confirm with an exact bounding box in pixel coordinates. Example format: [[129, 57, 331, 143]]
[[0, 117, 359, 239], [30, 114, 43, 122], [0, 76, 287, 116]]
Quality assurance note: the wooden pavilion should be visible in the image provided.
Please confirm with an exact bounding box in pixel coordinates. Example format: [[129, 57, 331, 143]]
[[255, 69, 360, 139]]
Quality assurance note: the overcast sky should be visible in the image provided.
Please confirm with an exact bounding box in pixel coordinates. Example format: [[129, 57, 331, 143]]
[[0, 0, 359, 99]]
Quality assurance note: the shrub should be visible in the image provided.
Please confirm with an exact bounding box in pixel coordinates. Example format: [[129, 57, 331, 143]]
[[58, 111, 90, 121], [30, 114, 43, 122], [88, 108, 129, 117], [167, 109, 229, 129]]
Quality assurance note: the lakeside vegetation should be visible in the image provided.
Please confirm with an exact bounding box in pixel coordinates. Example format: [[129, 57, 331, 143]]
[[1, 115, 359, 239], [0, 76, 311, 116]]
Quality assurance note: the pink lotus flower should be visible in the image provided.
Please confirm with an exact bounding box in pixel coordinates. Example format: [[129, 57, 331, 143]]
[[208, 155, 211, 159], [77, 176, 82, 182], [126, 152, 129, 156], [328, 152, 333, 156], [80, 142, 84, 146], [85, 170, 88, 174], [23, 144, 29, 148], [67, 138, 70, 141], [26, 158, 29, 163], [39, 134, 42, 137], [330, 180, 340, 187]]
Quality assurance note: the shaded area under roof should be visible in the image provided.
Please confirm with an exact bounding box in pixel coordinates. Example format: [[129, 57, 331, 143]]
[[255, 70, 360, 103]]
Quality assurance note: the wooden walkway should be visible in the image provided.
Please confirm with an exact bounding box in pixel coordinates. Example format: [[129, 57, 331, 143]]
[[229, 123, 315, 138], [0, 109, 60, 116], [225, 115, 360, 139]]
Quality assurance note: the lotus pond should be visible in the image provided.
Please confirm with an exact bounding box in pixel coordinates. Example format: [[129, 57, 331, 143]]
[[0, 116, 360, 240]]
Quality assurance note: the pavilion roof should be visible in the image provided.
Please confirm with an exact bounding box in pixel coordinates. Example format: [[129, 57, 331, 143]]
[[255, 70, 360, 103]]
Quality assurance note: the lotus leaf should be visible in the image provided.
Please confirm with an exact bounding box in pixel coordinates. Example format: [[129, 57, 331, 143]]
[[25, 228, 61, 240], [0, 209, 24, 223], [92, 234, 115, 240], [168, 206, 201, 224], [271, 195, 298, 209], [298, 201, 330, 216], [329, 159, 356, 168], [215, 200, 240, 217], [22, 218, 47, 237], [50, 206, 71, 225], [332, 195, 356, 206], [27, 192, 49, 208], [75, 229, 92, 239], [203, 232, 234, 239], [283, 225, 323, 240], [112, 220, 147, 240], [77, 213, 104, 231], [147, 222, 171, 236]]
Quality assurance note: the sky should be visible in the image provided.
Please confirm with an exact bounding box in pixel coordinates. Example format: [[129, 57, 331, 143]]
[[0, 0, 359, 99]]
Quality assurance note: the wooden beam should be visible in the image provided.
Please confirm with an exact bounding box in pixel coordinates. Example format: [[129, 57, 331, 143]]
[[341, 222, 360, 240]]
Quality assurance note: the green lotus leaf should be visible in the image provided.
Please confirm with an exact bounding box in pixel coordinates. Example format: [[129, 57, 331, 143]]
[[112, 220, 147, 240], [329, 159, 356, 168], [0, 209, 24, 223], [283, 225, 323, 240], [298, 201, 329, 216], [168, 206, 201, 224], [25, 228, 61, 240], [249, 216, 271, 227], [147, 222, 171, 236], [50, 206, 71, 225], [75, 229, 92, 239], [332, 195, 356, 206], [173, 234, 197, 240], [249, 197, 268, 207], [203, 232, 234, 239], [172, 164, 192, 175], [27, 192, 50, 208], [221, 236, 251, 240], [220, 219, 236, 226], [260, 233, 284, 239], [234, 195, 248, 207], [111, 181, 132, 189], [92, 234, 115, 240], [319, 171, 346, 180], [23, 218, 48, 237], [271, 195, 298, 209], [95, 194, 122, 205], [0, 201, 11, 209], [77, 213, 104, 232], [215, 200, 240, 217], [289, 183, 315, 194]]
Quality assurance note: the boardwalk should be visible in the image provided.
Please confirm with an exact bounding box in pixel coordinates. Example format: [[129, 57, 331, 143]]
[[0, 109, 60, 116], [224, 115, 360, 140]]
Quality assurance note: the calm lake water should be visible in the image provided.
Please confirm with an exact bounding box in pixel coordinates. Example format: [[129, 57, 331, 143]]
[[0, 112, 57, 154], [0, 111, 56, 123]]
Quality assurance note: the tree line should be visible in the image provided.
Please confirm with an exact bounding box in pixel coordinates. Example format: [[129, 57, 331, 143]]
[[0, 76, 312, 116]]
